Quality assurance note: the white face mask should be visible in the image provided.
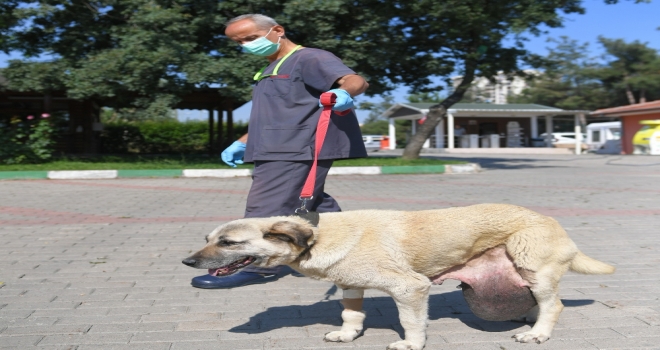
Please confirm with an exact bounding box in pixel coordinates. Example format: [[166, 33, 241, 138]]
[[241, 28, 281, 56]]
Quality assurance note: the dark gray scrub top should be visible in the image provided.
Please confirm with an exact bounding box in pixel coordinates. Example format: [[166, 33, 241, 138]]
[[244, 48, 368, 162]]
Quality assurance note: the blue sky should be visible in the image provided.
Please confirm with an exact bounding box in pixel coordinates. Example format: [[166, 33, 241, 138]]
[[2, 1, 659, 123]]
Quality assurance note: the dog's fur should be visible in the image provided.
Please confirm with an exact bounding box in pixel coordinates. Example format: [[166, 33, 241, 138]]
[[183, 204, 615, 350]]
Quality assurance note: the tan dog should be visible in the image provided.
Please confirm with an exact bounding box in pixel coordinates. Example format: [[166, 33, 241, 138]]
[[182, 204, 615, 350]]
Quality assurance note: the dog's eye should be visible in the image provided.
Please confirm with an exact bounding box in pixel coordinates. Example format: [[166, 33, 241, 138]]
[[218, 239, 239, 247]]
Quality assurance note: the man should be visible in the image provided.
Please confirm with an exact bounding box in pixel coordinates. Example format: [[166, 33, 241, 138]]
[[190, 14, 368, 291]]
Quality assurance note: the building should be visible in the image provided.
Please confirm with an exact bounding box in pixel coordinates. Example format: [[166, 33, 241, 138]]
[[591, 100, 660, 154], [451, 71, 537, 105], [380, 102, 590, 153]]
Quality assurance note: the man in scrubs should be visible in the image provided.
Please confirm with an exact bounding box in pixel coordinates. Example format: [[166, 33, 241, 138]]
[[190, 13, 368, 296]]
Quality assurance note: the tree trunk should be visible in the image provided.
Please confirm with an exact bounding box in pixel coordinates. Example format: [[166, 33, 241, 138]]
[[401, 60, 477, 159], [625, 84, 636, 105], [640, 89, 646, 104]]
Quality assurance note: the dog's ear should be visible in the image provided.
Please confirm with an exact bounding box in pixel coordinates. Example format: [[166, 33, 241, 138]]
[[264, 221, 313, 249]]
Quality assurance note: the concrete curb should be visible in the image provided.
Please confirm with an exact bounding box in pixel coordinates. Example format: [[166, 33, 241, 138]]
[[0, 163, 480, 180], [48, 170, 117, 179]]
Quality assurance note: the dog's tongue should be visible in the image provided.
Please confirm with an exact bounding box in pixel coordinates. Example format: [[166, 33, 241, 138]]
[[208, 268, 223, 276]]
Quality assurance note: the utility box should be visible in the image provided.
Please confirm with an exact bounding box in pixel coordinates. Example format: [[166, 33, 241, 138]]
[[379, 136, 390, 150], [506, 121, 523, 148], [460, 134, 479, 148], [481, 134, 500, 148]]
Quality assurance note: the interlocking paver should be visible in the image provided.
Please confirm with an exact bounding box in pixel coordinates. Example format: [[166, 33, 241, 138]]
[[1, 153, 659, 349]]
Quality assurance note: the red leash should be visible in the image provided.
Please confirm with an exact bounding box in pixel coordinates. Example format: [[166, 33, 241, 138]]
[[297, 92, 350, 213]]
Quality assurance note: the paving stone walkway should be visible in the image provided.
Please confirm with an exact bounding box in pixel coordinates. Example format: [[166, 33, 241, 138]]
[[1, 153, 659, 350]]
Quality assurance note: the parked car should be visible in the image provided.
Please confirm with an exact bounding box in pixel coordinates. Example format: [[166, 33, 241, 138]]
[[632, 120, 660, 154], [539, 132, 587, 147], [362, 135, 386, 151]]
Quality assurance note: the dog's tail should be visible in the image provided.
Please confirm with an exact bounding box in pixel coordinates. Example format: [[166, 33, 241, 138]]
[[569, 251, 615, 275]]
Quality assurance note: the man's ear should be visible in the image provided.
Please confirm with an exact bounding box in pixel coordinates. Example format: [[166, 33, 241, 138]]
[[264, 221, 313, 249]]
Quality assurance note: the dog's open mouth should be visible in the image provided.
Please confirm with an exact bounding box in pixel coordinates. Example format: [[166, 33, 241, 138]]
[[208, 256, 256, 276]]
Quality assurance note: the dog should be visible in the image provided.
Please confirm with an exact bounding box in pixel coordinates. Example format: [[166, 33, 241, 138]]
[[182, 203, 615, 350]]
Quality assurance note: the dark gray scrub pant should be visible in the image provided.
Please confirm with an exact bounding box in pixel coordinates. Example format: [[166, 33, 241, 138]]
[[243, 159, 341, 274]]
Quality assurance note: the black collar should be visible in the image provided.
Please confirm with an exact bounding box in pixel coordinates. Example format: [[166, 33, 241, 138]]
[[295, 211, 319, 227]]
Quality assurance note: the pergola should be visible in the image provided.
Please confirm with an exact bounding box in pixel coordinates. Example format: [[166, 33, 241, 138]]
[[0, 83, 247, 154], [380, 103, 591, 153]]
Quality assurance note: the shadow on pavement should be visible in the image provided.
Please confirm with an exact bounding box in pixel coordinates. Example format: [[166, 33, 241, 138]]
[[432, 156, 572, 170], [228, 290, 596, 337]]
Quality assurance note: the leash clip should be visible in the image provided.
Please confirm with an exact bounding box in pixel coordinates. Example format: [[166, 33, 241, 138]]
[[295, 196, 313, 214]]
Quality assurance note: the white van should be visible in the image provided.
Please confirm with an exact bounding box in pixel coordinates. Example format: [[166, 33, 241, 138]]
[[586, 121, 621, 154], [362, 135, 385, 151]]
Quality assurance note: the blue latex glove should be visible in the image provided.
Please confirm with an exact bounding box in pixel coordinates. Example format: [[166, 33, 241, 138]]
[[319, 88, 354, 111], [220, 141, 246, 167]]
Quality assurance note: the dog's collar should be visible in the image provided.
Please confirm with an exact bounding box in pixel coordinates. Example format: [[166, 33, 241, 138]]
[[295, 211, 319, 227]]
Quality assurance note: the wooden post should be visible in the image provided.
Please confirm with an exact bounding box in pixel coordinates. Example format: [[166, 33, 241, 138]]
[[44, 93, 52, 114], [217, 107, 223, 151], [208, 108, 214, 155], [227, 100, 234, 143]]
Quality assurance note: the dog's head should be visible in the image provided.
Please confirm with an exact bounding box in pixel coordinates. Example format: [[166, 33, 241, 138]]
[[181, 216, 315, 276]]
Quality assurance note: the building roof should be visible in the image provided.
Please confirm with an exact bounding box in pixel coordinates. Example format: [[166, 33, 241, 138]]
[[381, 102, 588, 120], [591, 100, 660, 117]]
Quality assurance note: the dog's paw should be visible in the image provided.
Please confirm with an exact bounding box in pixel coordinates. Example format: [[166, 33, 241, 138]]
[[324, 330, 360, 342], [386, 340, 423, 350], [512, 331, 550, 344]]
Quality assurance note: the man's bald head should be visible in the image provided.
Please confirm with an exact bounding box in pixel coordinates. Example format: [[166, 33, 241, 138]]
[[226, 14, 279, 30]]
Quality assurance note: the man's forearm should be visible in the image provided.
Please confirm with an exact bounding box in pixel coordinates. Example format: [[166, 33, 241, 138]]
[[336, 74, 369, 97], [237, 134, 248, 143]]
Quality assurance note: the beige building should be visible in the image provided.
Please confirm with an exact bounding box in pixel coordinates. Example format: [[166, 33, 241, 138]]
[[451, 70, 538, 105]]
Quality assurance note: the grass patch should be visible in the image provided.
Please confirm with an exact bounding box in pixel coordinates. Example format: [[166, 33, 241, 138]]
[[0, 154, 465, 171]]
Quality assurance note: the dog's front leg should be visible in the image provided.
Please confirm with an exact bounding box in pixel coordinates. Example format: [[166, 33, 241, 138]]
[[324, 288, 365, 343], [388, 279, 431, 350]]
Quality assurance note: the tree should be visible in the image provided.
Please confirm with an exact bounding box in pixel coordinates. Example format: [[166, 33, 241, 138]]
[[0, 0, 395, 120], [509, 37, 612, 111], [386, 0, 589, 159], [2, 0, 648, 154], [596, 37, 660, 104], [390, 0, 649, 159], [511, 37, 660, 110], [407, 92, 444, 104], [0, 1, 19, 52]]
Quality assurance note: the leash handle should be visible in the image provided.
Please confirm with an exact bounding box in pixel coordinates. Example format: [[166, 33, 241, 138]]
[[298, 92, 350, 203]]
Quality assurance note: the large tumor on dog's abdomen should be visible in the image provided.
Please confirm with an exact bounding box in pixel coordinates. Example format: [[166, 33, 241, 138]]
[[459, 277, 536, 321], [431, 246, 537, 321]]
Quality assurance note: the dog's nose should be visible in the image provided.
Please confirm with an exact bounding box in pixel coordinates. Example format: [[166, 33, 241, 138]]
[[181, 258, 197, 267]]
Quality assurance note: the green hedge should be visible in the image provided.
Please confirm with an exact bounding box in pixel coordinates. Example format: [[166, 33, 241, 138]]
[[100, 121, 247, 154]]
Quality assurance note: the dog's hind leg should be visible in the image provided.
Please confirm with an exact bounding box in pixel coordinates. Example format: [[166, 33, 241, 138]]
[[387, 277, 431, 350], [324, 289, 366, 343], [512, 267, 564, 344]]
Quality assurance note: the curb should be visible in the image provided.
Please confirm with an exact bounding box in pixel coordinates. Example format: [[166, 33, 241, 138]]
[[0, 163, 480, 180]]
